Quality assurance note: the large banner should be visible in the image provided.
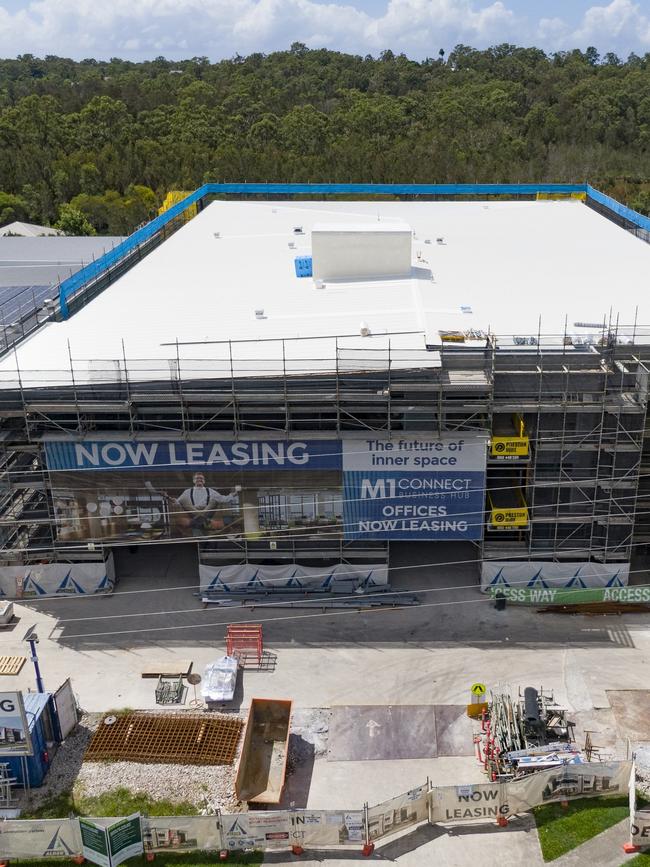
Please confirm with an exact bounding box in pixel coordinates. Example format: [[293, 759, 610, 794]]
[[44, 435, 487, 544], [343, 436, 486, 540]]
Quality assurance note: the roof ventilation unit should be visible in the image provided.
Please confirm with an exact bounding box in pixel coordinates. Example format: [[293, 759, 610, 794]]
[[293, 226, 304, 235], [255, 308, 266, 319], [360, 321, 371, 337], [436, 237, 445, 245], [213, 232, 220, 239]]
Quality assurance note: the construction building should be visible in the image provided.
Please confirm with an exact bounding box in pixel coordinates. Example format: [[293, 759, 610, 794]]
[[0, 183, 648, 598]]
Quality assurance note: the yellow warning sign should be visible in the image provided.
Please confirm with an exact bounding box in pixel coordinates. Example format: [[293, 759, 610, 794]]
[[471, 682, 486, 697], [490, 436, 529, 460]]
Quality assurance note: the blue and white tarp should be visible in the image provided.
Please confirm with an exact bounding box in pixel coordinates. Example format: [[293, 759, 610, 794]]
[[0, 556, 115, 598], [481, 561, 630, 592], [199, 563, 388, 593]]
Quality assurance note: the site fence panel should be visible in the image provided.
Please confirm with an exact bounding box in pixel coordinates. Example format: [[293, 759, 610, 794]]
[[367, 783, 430, 842], [0, 817, 82, 859], [0, 760, 634, 860], [141, 815, 222, 854]]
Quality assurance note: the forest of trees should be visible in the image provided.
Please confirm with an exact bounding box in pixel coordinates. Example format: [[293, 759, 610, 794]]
[[2, 43, 650, 234]]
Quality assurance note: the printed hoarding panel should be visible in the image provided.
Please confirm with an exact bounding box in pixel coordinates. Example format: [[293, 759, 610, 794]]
[[220, 812, 291, 851], [0, 818, 81, 859], [44, 436, 486, 544], [342, 435, 487, 540], [368, 785, 429, 841], [430, 762, 632, 824], [0, 691, 33, 756], [632, 810, 650, 846], [142, 816, 222, 853]]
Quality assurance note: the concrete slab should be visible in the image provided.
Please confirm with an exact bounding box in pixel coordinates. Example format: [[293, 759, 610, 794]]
[[327, 705, 436, 761], [608, 690, 650, 741], [434, 705, 474, 756]]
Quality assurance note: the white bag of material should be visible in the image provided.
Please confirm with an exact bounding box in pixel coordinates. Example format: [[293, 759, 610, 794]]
[[201, 656, 238, 702]]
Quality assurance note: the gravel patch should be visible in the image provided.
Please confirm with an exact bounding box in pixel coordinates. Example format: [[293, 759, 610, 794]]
[[75, 760, 240, 813], [20, 709, 246, 815]]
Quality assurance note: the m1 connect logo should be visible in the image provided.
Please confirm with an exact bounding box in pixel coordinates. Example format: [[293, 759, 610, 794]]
[[360, 477, 472, 497]]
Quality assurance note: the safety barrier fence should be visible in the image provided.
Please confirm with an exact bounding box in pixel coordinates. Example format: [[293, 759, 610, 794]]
[[0, 760, 633, 863]]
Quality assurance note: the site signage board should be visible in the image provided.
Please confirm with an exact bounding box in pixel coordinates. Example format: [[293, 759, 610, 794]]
[[490, 436, 529, 460], [80, 815, 143, 867], [0, 691, 33, 756], [80, 819, 110, 867], [44, 435, 487, 544]]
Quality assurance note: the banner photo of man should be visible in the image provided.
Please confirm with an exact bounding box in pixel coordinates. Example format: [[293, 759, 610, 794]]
[[45, 439, 343, 544]]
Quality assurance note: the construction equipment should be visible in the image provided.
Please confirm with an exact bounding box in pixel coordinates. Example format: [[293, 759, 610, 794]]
[[155, 675, 184, 705], [479, 686, 576, 780]]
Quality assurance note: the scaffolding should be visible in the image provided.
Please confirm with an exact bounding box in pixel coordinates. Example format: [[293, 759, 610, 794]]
[[0, 334, 646, 571]]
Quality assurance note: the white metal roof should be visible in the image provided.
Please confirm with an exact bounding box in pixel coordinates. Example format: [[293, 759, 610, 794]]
[[0, 221, 62, 237], [1, 198, 649, 389]]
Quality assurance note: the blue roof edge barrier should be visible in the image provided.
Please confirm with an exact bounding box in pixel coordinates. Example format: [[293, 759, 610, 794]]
[[586, 184, 650, 234], [57, 182, 647, 320]]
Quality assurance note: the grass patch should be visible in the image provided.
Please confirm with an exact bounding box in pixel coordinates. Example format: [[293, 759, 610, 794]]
[[10, 855, 262, 866], [628, 855, 650, 865], [22, 787, 199, 819], [534, 795, 631, 861]]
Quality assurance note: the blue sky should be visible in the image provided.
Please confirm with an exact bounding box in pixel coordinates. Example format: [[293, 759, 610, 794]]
[[0, 0, 649, 61]]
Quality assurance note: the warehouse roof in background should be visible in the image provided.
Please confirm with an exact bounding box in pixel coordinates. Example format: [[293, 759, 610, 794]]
[[0, 198, 649, 388], [0, 221, 62, 237], [0, 236, 126, 288]]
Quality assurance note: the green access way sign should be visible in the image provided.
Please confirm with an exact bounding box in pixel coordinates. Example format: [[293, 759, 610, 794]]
[[80, 814, 143, 867], [487, 585, 650, 606]]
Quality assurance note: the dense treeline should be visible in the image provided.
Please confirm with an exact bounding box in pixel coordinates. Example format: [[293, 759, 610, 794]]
[[2, 43, 650, 234]]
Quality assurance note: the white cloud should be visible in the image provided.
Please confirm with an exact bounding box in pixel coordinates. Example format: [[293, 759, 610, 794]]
[[539, 0, 650, 53], [0, 0, 648, 60]]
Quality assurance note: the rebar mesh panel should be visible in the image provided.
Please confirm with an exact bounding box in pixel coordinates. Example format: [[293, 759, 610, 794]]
[[85, 713, 242, 765]]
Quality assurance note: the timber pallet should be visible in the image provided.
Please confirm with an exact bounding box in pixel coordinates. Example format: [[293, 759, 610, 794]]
[[0, 656, 25, 676]]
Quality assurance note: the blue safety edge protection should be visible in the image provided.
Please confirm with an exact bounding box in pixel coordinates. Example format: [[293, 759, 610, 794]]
[[586, 184, 650, 233], [57, 182, 646, 319], [294, 256, 313, 278]]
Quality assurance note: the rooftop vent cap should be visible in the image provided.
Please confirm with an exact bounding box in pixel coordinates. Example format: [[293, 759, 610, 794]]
[[424, 239, 432, 245], [255, 308, 266, 319], [461, 305, 472, 314], [213, 231, 220, 239], [360, 321, 371, 337], [288, 241, 296, 249], [293, 226, 304, 235], [436, 237, 445, 244], [314, 278, 325, 289]]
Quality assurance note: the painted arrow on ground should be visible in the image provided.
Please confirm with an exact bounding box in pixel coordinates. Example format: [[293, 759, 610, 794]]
[[366, 719, 382, 738]]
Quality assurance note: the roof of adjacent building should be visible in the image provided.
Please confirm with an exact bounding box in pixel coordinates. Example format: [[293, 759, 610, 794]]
[[0, 199, 649, 389], [0, 221, 62, 237], [0, 236, 126, 288]]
